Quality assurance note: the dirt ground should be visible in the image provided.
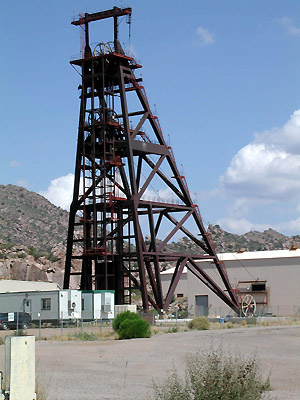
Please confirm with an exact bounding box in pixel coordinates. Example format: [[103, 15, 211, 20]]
[[0, 325, 300, 399]]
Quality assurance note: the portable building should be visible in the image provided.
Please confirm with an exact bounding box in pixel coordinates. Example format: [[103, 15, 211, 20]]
[[81, 290, 114, 321], [0, 289, 81, 322]]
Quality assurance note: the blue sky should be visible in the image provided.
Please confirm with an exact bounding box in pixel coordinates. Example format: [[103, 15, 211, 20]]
[[2, 0, 300, 235]]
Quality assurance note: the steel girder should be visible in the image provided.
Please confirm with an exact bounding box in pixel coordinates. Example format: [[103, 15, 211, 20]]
[[64, 7, 240, 314]]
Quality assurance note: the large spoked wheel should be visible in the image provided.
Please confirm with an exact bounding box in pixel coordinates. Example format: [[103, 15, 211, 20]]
[[93, 42, 105, 56], [93, 41, 114, 56], [241, 294, 256, 317]]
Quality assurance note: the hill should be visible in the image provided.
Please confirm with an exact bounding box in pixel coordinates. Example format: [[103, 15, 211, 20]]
[[0, 184, 69, 251], [0, 183, 300, 286], [1, 184, 299, 254], [207, 224, 299, 252]]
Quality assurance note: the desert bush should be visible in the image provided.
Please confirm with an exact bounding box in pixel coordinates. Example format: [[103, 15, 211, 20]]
[[166, 326, 178, 334], [47, 252, 59, 262], [113, 310, 140, 331], [113, 311, 151, 339], [117, 318, 151, 339], [17, 252, 26, 259], [188, 316, 210, 330], [153, 346, 271, 400], [72, 331, 98, 341], [28, 246, 46, 260]]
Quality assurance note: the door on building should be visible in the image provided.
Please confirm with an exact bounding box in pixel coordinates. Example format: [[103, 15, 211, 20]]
[[23, 299, 32, 314], [195, 295, 208, 317]]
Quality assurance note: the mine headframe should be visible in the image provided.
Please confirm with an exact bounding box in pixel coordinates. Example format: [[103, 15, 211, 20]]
[[64, 7, 240, 314]]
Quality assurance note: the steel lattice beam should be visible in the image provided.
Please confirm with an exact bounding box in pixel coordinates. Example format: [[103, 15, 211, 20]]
[[64, 7, 240, 314]]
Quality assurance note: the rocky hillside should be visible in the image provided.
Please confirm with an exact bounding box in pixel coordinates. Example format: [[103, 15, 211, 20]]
[[0, 183, 300, 286], [207, 224, 300, 252], [0, 184, 69, 251], [161, 225, 299, 259], [0, 242, 80, 288], [1, 184, 299, 254]]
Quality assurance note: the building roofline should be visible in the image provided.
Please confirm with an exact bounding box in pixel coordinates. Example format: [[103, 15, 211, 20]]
[[160, 249, 300, 275]]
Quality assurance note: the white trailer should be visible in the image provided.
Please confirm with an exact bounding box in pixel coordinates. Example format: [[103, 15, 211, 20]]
[[81, 290, 114, 321], [0, 289, 82, 323]]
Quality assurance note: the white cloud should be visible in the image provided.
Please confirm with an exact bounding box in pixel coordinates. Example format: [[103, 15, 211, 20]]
[[40, 173, 74, 210], [216, 200, 300, 234], [277, 17, 300, 37], [256, 110, 300, 154], [142, 187, 174, 202], [221, 110, 300, 202], [195, 26, 215, 47], [217, 216, 271, 235], [217, 110, 300, 234], [9, 160, 20, 168]]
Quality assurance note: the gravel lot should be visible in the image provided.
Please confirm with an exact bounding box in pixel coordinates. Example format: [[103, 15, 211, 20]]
[[0, 325, 300, 399]]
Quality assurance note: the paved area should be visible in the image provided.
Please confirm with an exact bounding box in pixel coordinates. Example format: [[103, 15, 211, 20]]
[[1, 325, 300, 399]]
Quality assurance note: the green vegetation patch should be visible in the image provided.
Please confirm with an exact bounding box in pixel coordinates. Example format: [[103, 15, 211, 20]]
[[113, 311, 151, 339], [188, 316, 210, 330]]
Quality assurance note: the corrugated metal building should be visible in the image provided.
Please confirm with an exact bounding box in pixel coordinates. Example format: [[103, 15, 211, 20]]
[[161, 249, 300, 317]]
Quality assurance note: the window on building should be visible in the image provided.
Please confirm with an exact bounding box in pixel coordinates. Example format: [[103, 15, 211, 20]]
[[252, 283, 266, 292], [41, 298, 51, 310], [177, 293, 184, 298], [82, 299, 85, 311]]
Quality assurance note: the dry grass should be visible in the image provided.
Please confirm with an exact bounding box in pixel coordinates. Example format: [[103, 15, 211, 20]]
[[36, 375, 48, 400], [153, 316, 300, 335], [42, 327, 117, 342], [152, 345, 272, 400], [4, 316, 298, 344]]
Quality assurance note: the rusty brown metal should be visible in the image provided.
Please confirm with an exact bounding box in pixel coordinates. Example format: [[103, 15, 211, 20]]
[[71, 7, 132, 26], [64, 7, 240, 314]]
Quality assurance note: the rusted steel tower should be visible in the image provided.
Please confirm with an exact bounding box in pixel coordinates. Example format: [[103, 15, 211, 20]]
[[64, 7, 240, 313]]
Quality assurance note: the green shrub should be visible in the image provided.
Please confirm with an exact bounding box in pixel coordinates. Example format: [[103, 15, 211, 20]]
[[47, 252, 59, 262], [28, 246, 46, 260], [118, 318, 151, 339], [153, 346, 271, 400], [113, 310, 140, 331], [188, 317, 210, 330], [15, 329, 27, 336], [113, 311, 151, 339], [0, 243, 14, 250], [17, 253, 26, 259]]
